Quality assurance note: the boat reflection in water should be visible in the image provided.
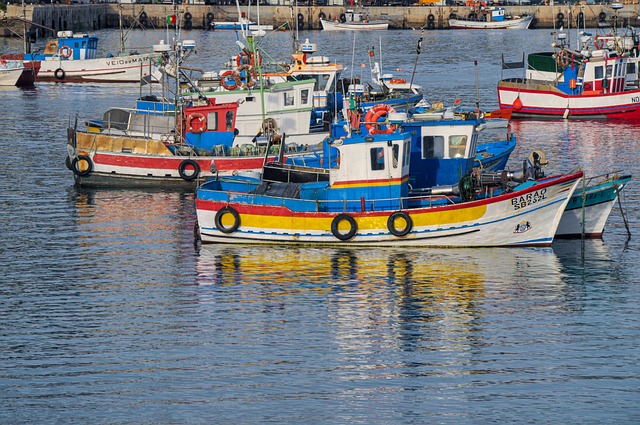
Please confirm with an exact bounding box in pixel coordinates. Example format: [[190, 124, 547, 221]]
[[195, 245, 570, 350]]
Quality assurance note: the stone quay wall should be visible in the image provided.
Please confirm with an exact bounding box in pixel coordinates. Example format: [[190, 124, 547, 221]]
[[3, 4, 640, 37]]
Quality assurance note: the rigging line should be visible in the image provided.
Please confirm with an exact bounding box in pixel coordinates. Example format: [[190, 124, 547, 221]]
[[407, 26, 424, 112], [614, 181, 631, 239]]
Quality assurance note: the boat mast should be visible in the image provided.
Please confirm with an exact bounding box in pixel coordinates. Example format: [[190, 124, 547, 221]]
[[119, 4, 124, 54], [406, 28, 423, 112]]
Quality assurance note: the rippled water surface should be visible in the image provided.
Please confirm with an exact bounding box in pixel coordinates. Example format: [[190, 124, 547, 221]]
[[1, 28, 639, 424]]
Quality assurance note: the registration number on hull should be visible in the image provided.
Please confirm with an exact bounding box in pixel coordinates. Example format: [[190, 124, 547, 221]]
[[511, 189, 547, 210]]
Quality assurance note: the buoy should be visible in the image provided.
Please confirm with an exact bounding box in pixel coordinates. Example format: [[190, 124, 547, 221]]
[[513, 96, 523, 111]]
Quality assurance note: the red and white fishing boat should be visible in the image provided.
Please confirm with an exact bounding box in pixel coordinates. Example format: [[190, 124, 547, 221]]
[[0, 55, 40, 86], [0, 59, 24, 86], [66, 96, 309, 188], [497, 33, 640, 120]]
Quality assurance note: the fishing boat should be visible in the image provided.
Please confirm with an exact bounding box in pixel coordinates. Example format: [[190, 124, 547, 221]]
[[0, 59, 24, 86], [184, 35, 325, 147], [210, 13, 273, 32], [556, 172, 632, 238], [66, 39, 319, 188], [320, 10, 388, 31], [449, 7, 534, 30], [291, 102, 516, 183], [497, 31, 640, 120], [195, 123, 583, 247], [19, 31, 159, 83], [0, 55, 39, 86]]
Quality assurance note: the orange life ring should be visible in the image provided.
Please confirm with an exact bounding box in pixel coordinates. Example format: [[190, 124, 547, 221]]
[[594, 35, 604, 50], [389, 78, 406, 84], [59, 46, 72, 59], [220, 70, 238, 90], [234, 64, 258, 89], [236, 51, 262, 67], [364, 104, 397, 135], [186, 112, 207, 134]]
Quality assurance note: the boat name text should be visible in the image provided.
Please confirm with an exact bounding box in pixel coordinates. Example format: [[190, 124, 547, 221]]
[[511, 189, 547, 210], [632, 96, 640, 103], [105, 56, 154, 66]]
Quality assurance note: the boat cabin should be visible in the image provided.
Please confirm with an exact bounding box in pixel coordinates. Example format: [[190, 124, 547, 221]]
[[401, 117, 482, 190], [561, 50, 633, 95], [92, 97, 239, 155], [40, 31, 98, 61], [260, 130, 412, 212], [183, 99, 238, 155]]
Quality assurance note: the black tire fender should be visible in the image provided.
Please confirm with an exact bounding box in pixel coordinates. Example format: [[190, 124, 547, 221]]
[[339, 13, 346, 23], [331, 214, 357, 241], [214, 206, 240, 234], [427, 14, 435, 22], [71, 155, 93, 177], [184, 12, 192, 21], [54, 68, 65, 80], [387, 211, 413, 237], [178, 159, 200, 181]]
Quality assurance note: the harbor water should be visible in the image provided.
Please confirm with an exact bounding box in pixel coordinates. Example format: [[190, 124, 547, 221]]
[[1, 28, 639, 423]]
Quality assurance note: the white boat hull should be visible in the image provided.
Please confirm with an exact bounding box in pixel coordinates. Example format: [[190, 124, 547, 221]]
[[37, 53, 159, 83], [449, 15, 533, 30], [320, 19, 388, 31], [0, 66, 24, 86], [196, 173, 582, 247], [497, 80, 640, 119]]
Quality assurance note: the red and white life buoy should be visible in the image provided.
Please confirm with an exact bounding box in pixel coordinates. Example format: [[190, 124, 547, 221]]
[[364, 104, 397, 135], [59, 46, 72, 59], [594, 35, 604, 50], [236, 51, 262, 67], [220, 70, 238, 90], [186, 112, 207, 134], [234, 64, 258, 89]]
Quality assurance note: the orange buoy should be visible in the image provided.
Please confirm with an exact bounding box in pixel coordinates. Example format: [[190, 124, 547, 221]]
[[513, 96, 523, 111]]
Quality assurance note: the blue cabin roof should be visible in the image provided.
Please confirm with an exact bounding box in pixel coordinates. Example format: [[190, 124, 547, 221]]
[[25, 31, 99, 62]]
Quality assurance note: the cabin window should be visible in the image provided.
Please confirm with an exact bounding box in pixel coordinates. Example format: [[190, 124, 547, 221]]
[[301, 89, 309, 105], [605, 65, 613, 79], [207, 112, 218, 131], [403, 141, 410, 167], [627, 62, 636, 74], [370, 147, 385, 171], [74, 42, 79, 49], [317, 74, 331, 91], [594, 66, 604, 80], [392, 144, 399, 168], [284, 92, 294, 106], [82, 41, 86, 49], [448, 135, 467, 158], [225, 111, 234, 131], [422, 135, 445, 159]]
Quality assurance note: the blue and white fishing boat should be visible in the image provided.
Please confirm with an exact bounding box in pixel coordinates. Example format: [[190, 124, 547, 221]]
[[195, 123, 583, 247], [449, 7, 534, 30], [22, 31, 159, 83]]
